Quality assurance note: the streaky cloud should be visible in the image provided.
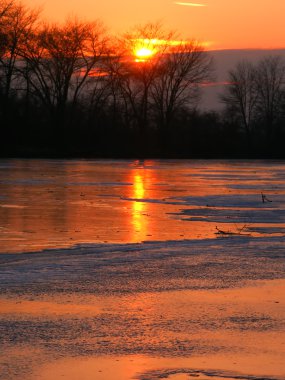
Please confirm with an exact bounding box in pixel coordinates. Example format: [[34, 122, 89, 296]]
[[174, 2, 207, 6]]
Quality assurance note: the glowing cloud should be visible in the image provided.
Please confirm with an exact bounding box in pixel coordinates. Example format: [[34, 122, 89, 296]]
[[174, 2, 206, 6], [133, 38, 211, 48]]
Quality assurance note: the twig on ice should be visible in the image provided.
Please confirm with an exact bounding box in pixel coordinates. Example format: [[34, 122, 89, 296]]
[[215, 225, 251, 236], [261, 193, 272, 203]]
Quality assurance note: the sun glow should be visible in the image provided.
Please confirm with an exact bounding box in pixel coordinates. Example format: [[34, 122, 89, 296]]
[[133, 39, 157, 62], [134, 46, 156, 62], [131, 37, 211, 62], [135, 47, 154, 58]]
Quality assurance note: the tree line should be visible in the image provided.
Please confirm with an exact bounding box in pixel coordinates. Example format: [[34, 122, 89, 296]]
[[1, 0, 285, 158], [221, 57, 285, 154]]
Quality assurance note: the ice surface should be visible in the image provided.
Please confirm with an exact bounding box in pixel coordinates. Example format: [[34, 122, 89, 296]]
[[1, 238, 285, 379], [0, 237, 285, 293], [1, 160, 285, 380], [1, 159, 285, 253]]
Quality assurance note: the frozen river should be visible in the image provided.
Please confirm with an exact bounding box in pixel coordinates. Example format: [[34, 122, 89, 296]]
[[1, 159, 285, 253], [0, 160, 285, 380]]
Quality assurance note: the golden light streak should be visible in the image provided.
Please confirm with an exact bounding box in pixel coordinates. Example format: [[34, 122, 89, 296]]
[[133, 38, 211, 48], [174, 2, 206, 6], [134, 38, 186, 47], [132, 37, 211, 62], [132, 173, 146, 233]]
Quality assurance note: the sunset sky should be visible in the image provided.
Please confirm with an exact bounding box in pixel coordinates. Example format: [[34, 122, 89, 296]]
[[25, 0, 285, 50]]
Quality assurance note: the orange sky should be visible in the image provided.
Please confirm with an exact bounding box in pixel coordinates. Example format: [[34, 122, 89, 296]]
[[25, 0, 285, 50]]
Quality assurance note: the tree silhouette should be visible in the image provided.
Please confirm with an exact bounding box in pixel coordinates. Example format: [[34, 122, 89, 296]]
[[255, 56, 285, 145], [221, 56, 285, 151], [21, 18, 108, 141], [221, 61, 257, 148], [151, 40, 212, 131], [104, 23, 212, 154], [0, 1, 39, 100]]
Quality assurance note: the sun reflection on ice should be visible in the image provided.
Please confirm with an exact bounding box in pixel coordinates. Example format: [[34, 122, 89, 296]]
[[133, 173, 145, 231], [130, 167, 150, 240]]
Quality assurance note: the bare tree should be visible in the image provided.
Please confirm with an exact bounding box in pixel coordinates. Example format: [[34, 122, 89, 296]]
[[22, 18, 109, 135], [0, 0, 39, 100], [221, 61, 257, 147], [0, 1, 13, 85], [115, 23, 174, 133], [107, 22, 212, 145], [151, 41, 212, 131], [0, 0, 14, 36], [0, 0, 14, 38], [254, 56, 285, 142], [102, 51, 131, 127]]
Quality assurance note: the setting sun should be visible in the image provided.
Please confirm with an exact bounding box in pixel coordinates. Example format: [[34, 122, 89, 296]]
[[133, 40, 157, 62], [135, 47, 154, 59]]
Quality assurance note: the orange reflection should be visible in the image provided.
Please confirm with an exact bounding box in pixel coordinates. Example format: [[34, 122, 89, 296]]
[[132, 171, 147, 238], [3, 160, 285, 253], [14, 280, 285, 380]]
